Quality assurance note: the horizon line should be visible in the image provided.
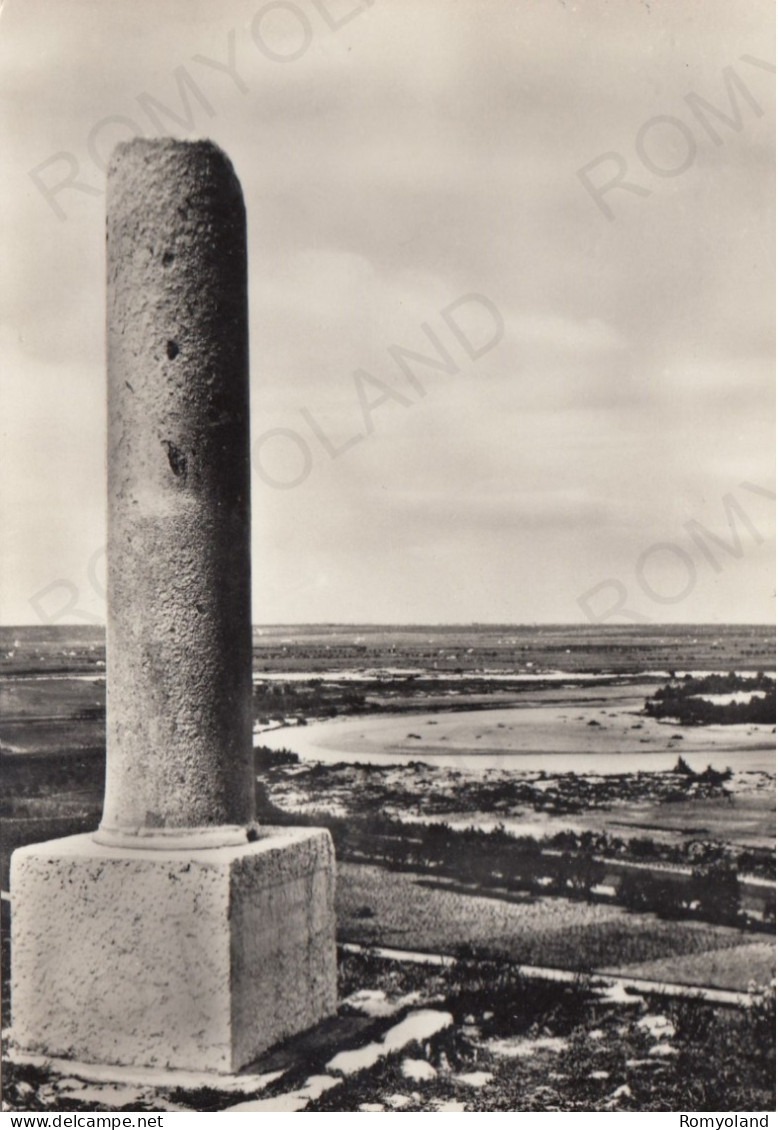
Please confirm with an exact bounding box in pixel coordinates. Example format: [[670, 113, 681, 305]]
[[1, 620, 775, 630]]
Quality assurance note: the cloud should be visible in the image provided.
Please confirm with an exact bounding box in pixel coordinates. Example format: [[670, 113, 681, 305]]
[[2, 0, 774, 623]]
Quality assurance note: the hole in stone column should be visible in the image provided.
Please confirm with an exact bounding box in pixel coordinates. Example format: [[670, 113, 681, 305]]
[[162, 440, 187, 478], [166, 340, 179, 360], [162, 251, 175, 267]]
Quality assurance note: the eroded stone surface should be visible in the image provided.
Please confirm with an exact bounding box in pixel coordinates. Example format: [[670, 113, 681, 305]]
[[9, 140, 338, 1080], [11, 829, 337, 1073], [103, 138, 253, 839]]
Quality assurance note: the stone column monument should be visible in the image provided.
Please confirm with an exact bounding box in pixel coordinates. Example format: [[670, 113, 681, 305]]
[[11, 139, 337, 1075]]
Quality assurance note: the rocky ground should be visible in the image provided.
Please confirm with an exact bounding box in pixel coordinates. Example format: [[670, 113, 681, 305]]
[[3, 951, 775, 1113]]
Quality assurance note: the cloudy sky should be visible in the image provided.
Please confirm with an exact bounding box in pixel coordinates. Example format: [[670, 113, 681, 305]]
[[1, 0, 774, 625]]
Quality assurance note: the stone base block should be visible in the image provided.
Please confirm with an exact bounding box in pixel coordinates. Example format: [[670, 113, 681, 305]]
[[10, 827, 337, 1074]]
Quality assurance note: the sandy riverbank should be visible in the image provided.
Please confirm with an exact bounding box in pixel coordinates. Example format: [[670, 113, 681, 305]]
[[258, 684, 775, 775]]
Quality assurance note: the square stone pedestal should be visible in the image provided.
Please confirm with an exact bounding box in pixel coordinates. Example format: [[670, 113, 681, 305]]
[[10, 827, 337, 1074]]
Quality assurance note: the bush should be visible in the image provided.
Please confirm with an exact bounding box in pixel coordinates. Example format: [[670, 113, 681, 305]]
[[444, 946, 594, 1036], [691, 861, 742, 926], [659, 985, 776, 1110]]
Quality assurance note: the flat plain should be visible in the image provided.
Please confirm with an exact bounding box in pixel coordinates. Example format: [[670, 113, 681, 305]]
[[337, 861, 770, 990], [1, 622, 774, 990]]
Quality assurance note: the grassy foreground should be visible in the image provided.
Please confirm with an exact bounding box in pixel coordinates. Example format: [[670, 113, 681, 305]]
[[337, 862, 773, 990]]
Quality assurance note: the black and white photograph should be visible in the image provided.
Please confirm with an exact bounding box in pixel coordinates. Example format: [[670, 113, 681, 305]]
[[1, 0, 775, 1118]]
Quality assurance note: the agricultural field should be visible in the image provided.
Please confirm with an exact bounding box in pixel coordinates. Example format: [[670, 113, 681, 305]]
[[606, 940, 777, 991], [337, 863, 773, 990], [3, 622, 775, 679], [0, 677, 104, 757], [248, 622, 775, 676]]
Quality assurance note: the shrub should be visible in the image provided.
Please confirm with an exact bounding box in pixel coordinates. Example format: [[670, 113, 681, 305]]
[[444, 946, 594, 1036], [691, 861, 742, 926]]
